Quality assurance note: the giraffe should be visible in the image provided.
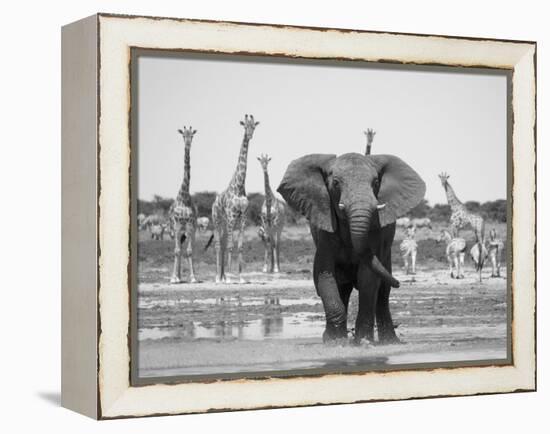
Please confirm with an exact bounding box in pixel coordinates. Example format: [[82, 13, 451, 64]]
[[438, 229, 466, 279], [438, 172, 486, 282], [363, 128, 376, 155], [211, 114, 259, 283], [488, 228, 505, 277], [257, 154, 286, 273], [169, 126, 197, 284], [399, 225, 417, 275]]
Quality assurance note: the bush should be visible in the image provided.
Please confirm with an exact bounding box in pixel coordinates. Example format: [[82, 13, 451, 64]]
[[138, 193, 507, 225], [428, 204, 451, 222], [409, 199, 431, 218], [481, 199, 507, 222]]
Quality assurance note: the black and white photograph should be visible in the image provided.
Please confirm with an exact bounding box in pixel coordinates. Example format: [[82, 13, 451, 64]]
[[3, 0, 543, 428], [133, 51, 510, 381]]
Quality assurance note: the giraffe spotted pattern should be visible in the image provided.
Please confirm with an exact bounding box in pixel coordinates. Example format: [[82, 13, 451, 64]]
[[211, 114, 259, 284]]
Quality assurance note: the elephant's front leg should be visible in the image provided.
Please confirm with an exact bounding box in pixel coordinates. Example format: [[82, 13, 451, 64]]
[[376, 283, 400, 343], [355, 264, 380, 344], [314, 252, 347, 342]]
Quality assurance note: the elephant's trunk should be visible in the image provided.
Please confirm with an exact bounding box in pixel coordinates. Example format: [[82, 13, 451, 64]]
[[348, 206, 373, 254], [348, 205, 400, 289], [369, 254, 400, 288]]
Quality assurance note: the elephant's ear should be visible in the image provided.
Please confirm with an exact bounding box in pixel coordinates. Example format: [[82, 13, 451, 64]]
[[277, 154, 336, 232], [370, 154, 426, 227]]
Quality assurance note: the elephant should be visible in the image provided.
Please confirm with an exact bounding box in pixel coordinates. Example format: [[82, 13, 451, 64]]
[[277, 153, 425, 344]]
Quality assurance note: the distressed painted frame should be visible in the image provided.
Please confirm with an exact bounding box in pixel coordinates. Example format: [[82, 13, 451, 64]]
[[61, 13, 536, 419]]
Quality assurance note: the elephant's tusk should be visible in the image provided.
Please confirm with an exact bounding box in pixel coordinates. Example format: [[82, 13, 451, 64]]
[[377, 203, 386, 210], [338, 203, 345, 210]]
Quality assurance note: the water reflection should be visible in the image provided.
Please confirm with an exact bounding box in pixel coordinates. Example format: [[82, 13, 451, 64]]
[[139, 312, 324, 342], [138, 293, 326, 342], [139, 294, 319, 309], [262, 315, 284, 336]]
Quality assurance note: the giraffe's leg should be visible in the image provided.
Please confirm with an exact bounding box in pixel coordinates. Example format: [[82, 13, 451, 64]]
[[185, 223, 197, 283], [267, 229, 275, 273], [225, 219, 235, 284], [237, 218, 247, 284], [211, 204, 223, 283], [271, 242, 276, 273], [262, 239, 269, 273], [213, 225, 222, 283], [403, 254, 409, 275], [267, 236, 275, 273], [476, 238, 483, 283], [265, 227, 274, 273], [274, 231, 281, 273], [170, 226, 183, 284], [476, 227, 484, 282], [411, 249, 417, 275], [459, 252, 465, 278]]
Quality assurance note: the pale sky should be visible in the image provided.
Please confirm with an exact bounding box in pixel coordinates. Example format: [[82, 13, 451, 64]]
[[136, 52, 508, 205]]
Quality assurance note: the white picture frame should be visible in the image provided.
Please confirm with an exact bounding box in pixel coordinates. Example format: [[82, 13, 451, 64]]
[[61, 13, 536, 419]]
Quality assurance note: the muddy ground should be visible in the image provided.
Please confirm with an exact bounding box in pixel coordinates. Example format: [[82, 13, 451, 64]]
[[136, 223, 508, 378]]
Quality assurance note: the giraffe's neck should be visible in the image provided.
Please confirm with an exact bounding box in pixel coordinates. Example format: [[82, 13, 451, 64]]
[[228, 135, 250, 196], [263, 168, 274, 221], [176, 143, 191, 204], [365, 139, 373, 156], [262, 168, 274, 200], [443, 182, 463, 210]]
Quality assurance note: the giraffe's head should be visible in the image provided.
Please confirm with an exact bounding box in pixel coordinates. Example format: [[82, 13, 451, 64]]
[[177, 126, 197, 146], [489, 228, 497, 241], [364, 129, 376, 143], [405, 225, 416, 239], [240, 114, 259, 140], [438, 172, 450, 187], [257, 153, 272, 171]]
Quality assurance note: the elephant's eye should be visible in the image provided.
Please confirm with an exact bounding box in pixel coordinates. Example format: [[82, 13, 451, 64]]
[[373, 178, 380, 193], [332, 178, 340, 188]]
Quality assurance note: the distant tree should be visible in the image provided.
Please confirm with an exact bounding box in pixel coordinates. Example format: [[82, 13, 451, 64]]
[[137, 199, 155, 216], [138, 191, 506, 225], [481, 199, 507, 222], [152, 195, 173, 216], [409, 199, 430, 218], [465, 201, 481, 214], [247, 192, 264, 225], [193, 191, 217, 217], [429, 204, 451, 222]]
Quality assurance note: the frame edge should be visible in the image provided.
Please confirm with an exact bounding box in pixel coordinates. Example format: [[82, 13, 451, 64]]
[[61, 13, 100, 419]]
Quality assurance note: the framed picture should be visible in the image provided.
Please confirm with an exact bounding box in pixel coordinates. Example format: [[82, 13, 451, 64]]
[[61, 13, 536, 419]]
